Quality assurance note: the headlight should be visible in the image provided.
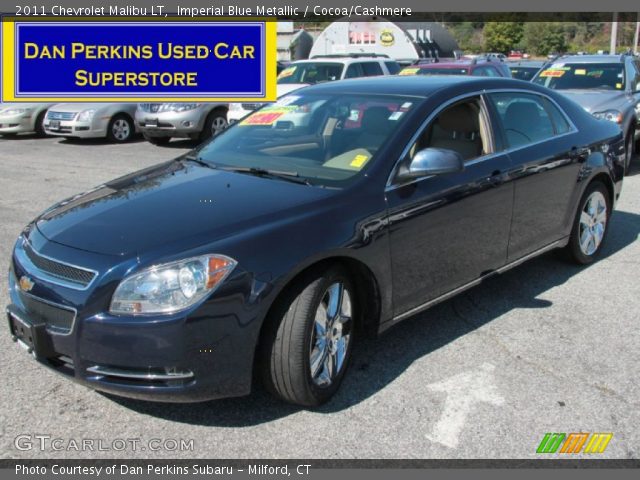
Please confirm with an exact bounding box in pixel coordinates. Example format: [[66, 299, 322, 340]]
[[158, 103, 201, 113], [109, 254, 237, 315], [592, 110, 623, 124], [0, 107, 32, 116], [77, 109, 96, 121]]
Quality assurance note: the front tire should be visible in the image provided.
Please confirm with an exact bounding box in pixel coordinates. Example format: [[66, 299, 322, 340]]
[[34, 110, 47, 137], [199, 109, 227, 143], [565, 181, 611, 264], [260, 266, 356, 406], [107, 114, 134, 143], [624, 129, 634, 173]]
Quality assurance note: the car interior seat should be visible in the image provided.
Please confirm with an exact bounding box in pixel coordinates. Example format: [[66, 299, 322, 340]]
[[428, 103, 483, 160]]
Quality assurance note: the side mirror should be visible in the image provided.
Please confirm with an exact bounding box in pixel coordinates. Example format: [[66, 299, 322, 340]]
[[397, 148, 465, 180]]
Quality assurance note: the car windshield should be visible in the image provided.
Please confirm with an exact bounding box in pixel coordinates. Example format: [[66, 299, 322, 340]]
[[533, 63, 625, 90], [509, 67, 541, 81], [401, 67, 469, 76], [277, 63, 344, 85], [195, 93, 418, 188]]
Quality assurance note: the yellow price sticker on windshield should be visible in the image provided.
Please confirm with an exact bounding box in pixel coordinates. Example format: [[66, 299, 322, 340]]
[[399, 68, 419, 76], [541, 69, 565, 78], [277, 67, 296, 79], [239, 109, 288, 126], [350, 154, 370, 168], [575, 69, 586, 75]]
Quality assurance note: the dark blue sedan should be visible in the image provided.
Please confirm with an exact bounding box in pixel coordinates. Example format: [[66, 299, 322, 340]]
[[7, 76, 625, 406]]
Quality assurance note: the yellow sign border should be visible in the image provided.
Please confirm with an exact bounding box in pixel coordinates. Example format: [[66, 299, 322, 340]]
[[1, 17, 277, 103]]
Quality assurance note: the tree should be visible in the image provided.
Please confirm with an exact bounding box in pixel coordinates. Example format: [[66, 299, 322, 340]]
[[523, 23, 567, 56], [483, 22, 523, 53]]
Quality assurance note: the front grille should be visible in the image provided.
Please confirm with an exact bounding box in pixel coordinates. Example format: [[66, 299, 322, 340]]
[[138, 103, 161, 113], [24, 242, 95, 287], [19, 291, 75, 333], [241, 103, 263, 111], [47, 111, 76, 121]]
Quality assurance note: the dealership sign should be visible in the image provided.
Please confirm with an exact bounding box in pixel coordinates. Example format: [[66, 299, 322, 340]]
[[0, 19, 277, 102]]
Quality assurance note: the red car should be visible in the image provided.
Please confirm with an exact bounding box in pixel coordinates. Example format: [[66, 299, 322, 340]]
[[400, 58, 512, 78]]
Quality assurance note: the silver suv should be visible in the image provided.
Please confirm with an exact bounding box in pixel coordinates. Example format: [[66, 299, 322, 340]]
[[533, 54, 640, 171], [136, 103, 228, 145]]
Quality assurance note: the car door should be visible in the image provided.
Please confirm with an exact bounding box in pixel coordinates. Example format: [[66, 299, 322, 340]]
[[486, 91, 583, 261], [386, 94, 514, 316]]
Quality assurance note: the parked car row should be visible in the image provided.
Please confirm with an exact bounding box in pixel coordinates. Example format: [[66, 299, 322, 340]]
[[2, 53, 639, 171]]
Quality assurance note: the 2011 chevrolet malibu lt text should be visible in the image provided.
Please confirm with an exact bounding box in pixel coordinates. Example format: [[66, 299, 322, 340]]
[[7, 77, 625, 406]]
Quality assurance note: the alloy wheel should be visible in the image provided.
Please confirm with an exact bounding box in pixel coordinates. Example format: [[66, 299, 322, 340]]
[[211, 116, 227, 136], [112, 119, 131, 141], [309, 282, 352, 387], [578, 191, 607, 256]]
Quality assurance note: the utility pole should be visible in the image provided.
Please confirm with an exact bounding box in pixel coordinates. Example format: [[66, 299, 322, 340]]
[[610, 12, 618, 55], [634, 14, 640, 54]]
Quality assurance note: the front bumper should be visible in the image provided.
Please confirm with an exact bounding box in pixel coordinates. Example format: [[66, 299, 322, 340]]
[[0, 114, 33, 134], [43, 117, 109, 139], [135, 109, 205, 138], [7, 233, 258, 402]]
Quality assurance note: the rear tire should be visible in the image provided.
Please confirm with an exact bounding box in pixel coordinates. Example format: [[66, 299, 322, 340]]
[[565, 181, 611, 265], [260, 266, 356, 407], [143, 134, 170, 146], [107, 114, 134, 143]]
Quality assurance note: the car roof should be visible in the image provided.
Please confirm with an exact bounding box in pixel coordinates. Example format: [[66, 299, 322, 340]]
[[552, 55, 624, 64], [507, 60, 546, 67], [290, 57, 388, 65], [297, 75, 532, 98]]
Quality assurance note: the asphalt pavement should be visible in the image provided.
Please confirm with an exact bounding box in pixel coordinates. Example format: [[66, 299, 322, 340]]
[[0, 135, 638, 459]]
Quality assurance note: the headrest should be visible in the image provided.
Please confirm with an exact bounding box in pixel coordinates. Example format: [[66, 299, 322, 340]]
[[437, 103, 479, 133], [505, 102, 540, 128], [361, 106, 391, 134]]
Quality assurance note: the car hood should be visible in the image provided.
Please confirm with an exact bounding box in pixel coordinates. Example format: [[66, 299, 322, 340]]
[[0, 102, 54, 110], [35, 159, 334, 256], [558, 89, 631, 113], [48, 103, 119, 113]]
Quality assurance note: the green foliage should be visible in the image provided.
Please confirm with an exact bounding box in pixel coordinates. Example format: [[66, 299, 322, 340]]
[[523, 23, 567, 55], [483, 22, 524, 54]]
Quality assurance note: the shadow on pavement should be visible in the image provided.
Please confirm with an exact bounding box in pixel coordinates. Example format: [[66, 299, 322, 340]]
[[104, 209, 640, 426]]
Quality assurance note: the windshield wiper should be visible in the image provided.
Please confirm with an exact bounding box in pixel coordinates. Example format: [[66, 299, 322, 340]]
[[181, 154, 218, 169], [221, 166, 313, 186]]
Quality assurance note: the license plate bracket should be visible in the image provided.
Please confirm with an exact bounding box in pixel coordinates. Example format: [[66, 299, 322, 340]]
[[145, 118, 158, 127], [7, 310, 56, 359], [49, 120, 60, 129]]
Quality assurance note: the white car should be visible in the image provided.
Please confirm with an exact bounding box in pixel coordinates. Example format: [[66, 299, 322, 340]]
[[228, 55, 401, 123], [44, 103, 138, 143], [227, 84, 309, 124], [0, 103, 55, 137]]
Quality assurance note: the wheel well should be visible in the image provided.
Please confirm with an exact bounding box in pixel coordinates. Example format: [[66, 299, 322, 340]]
[[256, 257, 382, 351], [590, 173, 615, 205], [208, 106, 228, 118], [112, 112, 134, 124]]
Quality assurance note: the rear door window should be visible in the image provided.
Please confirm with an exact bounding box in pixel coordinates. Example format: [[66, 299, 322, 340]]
[[361, 62, 384, 77], [489, 92, 561, 148]]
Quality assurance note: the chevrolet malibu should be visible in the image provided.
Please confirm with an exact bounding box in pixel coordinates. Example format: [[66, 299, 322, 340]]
[[7, 77, 625, 406]]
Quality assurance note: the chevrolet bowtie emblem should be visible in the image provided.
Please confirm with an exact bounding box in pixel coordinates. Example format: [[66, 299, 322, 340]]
[[19, 276, 35, 292]]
